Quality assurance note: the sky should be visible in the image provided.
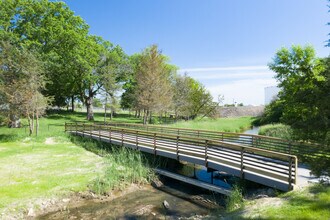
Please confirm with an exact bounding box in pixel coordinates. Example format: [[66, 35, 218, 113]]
[[64, 0, 329, 105]]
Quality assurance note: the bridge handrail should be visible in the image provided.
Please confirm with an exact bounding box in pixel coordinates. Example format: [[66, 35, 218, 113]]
[[65, 122, 296, 159], [98, 122, 327, 160]]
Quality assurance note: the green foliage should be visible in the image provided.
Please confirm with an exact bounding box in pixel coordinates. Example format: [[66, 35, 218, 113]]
[[269, 45, 329, 143], [173, 74, 218, 119], [226, 185, 244, 212], [135, 45, 174, 124], [90, 148, 154, 195], [258, 124, 293, 140], [253, 100, 284, 126], [269, 45, 330, 176]]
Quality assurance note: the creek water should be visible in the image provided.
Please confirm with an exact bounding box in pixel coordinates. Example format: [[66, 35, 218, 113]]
[[39, 183, 223, 219], [39, 127, 259, 219]]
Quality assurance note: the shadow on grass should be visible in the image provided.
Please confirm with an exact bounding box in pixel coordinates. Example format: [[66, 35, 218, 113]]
[[0, 134, 20, 142]]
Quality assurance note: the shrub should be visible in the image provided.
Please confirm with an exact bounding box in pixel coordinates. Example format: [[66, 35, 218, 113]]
[[258, 124, 293, 140], [226, 185, 244, 212]]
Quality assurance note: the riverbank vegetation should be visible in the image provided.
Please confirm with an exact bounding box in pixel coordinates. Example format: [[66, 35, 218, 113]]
[[258, 124, 293, 140], [232, 184, 330, 219]]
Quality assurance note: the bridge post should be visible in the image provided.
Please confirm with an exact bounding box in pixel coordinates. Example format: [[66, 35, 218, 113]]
[[153, 133, 156, 155], [176, 136, 179, 160], [109, 127, 112, 143], [205, 140, 209, 167], [98, 125, 101, 141], [240, 147, 245, 179], [288, 156, 293, 190], [121, 129, 124, 147], [136, 130, 139, 150]]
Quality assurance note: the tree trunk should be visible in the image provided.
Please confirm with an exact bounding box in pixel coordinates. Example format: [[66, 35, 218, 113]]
[[134, 110, 137, 118], [35, 111, 39, 137], [143, 109, 148, 125], [110, 109, 113, 121], [86, 96, 94, 121], [104, 96, 107, 124], [71, 96, 75, 112], [8, 114, 21, 128], [138, 109, 141, 118], [27, 114, 33, 136], [149, 111, 152, 124]]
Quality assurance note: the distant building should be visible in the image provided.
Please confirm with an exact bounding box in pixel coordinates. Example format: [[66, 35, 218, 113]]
[[264, 86, 280, 105]]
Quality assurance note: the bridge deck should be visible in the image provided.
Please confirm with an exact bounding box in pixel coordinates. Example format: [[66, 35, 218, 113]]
[[65, 123, 298, 192]]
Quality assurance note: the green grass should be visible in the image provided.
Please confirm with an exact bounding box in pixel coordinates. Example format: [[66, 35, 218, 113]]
[[258, 123, 293, 140], [242, 184, 330, 219], [167, 117, 254, 132], [0, 111, 146, 217], [0, 139, 104, 212]]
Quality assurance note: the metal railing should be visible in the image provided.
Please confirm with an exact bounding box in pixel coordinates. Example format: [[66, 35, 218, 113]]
[[65, 122, 298, 191], [99, 122, 328, 162]]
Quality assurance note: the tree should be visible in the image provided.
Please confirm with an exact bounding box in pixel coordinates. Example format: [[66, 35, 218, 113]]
[[135, 45, 174, 124], [0, 41, 49, 135], [269, 45, 328, 142], [76, 37, 127, 120], [0, 0, 90, 109], [173, 74, 218, 120], [269, 45, 330, 176]]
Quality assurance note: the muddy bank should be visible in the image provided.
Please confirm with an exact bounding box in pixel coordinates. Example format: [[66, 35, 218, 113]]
[[36, 180, 224, 220]]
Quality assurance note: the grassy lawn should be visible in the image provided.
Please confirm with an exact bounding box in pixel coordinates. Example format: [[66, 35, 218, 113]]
[[168, 116, 254, 132], [0, 111, 149, 217], [0, 140, 104, 211], [238, 184, 330, 219]]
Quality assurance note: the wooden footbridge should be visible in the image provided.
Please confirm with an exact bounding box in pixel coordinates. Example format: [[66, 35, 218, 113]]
[[65, 122, 298, 192]]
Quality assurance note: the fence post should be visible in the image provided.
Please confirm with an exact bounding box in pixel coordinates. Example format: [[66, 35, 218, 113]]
[[288, 156, 293, 190], [99, 125, 101, 141], [83, 123, 85, 137], [109, 127, 112, 143], [289, 142, 292, 154], [75, 122, 77, 135], [154, 133, 156, 155], [136, 130, 139, 150], [240, 147, 245, 179], [121, 129, 124, 147], [176, 136, 179, 160], [64, 122, 67, 132], [205, 140, 209, 167]]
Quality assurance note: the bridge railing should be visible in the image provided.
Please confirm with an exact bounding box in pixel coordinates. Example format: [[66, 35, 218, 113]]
[[65, 122, 298, 191], [99, 122, 327, 162]]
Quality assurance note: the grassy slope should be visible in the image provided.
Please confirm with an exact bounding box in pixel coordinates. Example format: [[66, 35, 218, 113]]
[[239, 184, 330, 219], [0, 111, 147, 216], [168, 117, 253, 132]]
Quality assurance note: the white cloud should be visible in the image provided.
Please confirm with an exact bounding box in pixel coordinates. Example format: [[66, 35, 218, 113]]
[[178, 65, 268, 73], [178, 65, 278, 105], [208, 78, 277, 106]]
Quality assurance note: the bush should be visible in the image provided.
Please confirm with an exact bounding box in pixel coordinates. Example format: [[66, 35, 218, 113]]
[[258, 124, 293, 140], [226, 185, 244, 212], [253, 100, 284, 126]]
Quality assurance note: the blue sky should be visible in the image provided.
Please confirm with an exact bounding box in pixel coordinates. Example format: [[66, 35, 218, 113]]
[[64, 0, 329, 105]]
